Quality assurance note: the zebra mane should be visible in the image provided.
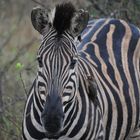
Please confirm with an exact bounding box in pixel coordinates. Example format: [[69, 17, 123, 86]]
[[53, 2, 76, 35]]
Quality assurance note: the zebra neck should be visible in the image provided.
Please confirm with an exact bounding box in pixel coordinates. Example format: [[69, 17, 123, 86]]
[[78, 57, 103, 112], [78, 56, 96, 79], [61, 74, 104, 139]]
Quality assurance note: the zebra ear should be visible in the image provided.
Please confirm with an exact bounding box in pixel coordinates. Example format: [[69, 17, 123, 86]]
[[71, 9, 89, 37], [31, 7, 49, 34]]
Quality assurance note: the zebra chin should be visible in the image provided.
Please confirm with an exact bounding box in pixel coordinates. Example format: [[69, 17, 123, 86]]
[[42, 119, 63, 139], [44, 130, 61, 139], [41, 113, 64, 138]]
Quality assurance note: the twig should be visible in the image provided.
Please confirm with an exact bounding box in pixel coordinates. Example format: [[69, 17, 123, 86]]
[[0, 3, 25, 51], [0, 126, 19, 138], [110, 8, 132, 22], [0, 96, 25, 113], [3, 115, 21, 131], [0, 72, 4, 116], [0, 30, 16, 49], [89, 0, 108, 16], [19, 72, 28, 98], [31, 0, 46, 8], [2, 38, 36, 73]]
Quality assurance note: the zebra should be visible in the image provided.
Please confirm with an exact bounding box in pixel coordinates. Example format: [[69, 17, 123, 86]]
[[22, 2, 140, 140]]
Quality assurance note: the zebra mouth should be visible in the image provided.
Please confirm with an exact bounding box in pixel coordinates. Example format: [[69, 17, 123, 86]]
[[42, 116, 63, 138], [42, 117, 63, 139], [45, 130, 60, 139]]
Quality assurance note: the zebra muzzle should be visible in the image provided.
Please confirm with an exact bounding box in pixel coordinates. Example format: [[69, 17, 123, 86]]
[[41, 95, 64, 138]]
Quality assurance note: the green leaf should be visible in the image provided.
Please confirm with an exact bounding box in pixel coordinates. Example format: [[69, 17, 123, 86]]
[[15, 62, 24, 70]]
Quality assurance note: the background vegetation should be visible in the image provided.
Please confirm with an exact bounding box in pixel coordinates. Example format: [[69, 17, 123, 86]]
[[0, 0, 140, 139]]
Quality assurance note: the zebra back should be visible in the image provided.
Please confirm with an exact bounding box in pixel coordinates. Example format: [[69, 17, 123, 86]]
[[78, 18, 140, 139]]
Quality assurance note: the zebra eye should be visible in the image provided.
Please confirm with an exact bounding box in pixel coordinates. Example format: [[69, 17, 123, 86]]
[[70, 58, 77, 69], [37, 57, 43, 67]]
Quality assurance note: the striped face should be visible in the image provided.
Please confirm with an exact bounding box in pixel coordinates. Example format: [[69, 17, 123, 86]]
[[36, 29, 79, 137], [37, 30, 79, 103]]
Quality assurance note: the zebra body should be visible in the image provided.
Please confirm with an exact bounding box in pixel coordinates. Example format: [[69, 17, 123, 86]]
[[78, 19, 140, 139], [22, 3, 140, 140]]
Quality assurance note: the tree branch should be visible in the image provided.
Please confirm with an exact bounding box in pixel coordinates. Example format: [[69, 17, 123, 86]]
[[2, 38, 36, 73], [89, 0, 108, 16], [0, 126, 19, 138], [19, 72, 28, 98], [0, 96, 25, 113], [31, 0, 46, 7]]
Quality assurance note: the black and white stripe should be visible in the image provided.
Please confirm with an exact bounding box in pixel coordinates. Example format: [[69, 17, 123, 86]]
[[78, 18, 140, 139], [22, 2, 140, 140]]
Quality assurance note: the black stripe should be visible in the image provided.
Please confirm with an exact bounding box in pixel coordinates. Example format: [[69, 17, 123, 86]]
[[61, 100, 79, 135], [80, 100, 92, 139], [25, 95, 46, 139], [95, 20, 119, 89], [33, 102, 42, 125], [34, 90, 43, 112], [69, 79, 87, 137], [111, 20, 132, 139], [88, 105, 97, 139], [78, 19, 107, 51], [126, 23, 140, 135], [63, 101, 77, 125]]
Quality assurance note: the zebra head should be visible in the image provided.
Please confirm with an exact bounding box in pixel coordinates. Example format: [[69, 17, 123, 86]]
[[31, 2, 89, 138]]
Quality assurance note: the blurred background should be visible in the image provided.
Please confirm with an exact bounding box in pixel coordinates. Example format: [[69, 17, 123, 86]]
[[0, 0, 140, 139]]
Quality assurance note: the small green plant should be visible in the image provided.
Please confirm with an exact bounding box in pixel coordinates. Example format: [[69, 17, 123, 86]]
[[15, 62, 24, 70]]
